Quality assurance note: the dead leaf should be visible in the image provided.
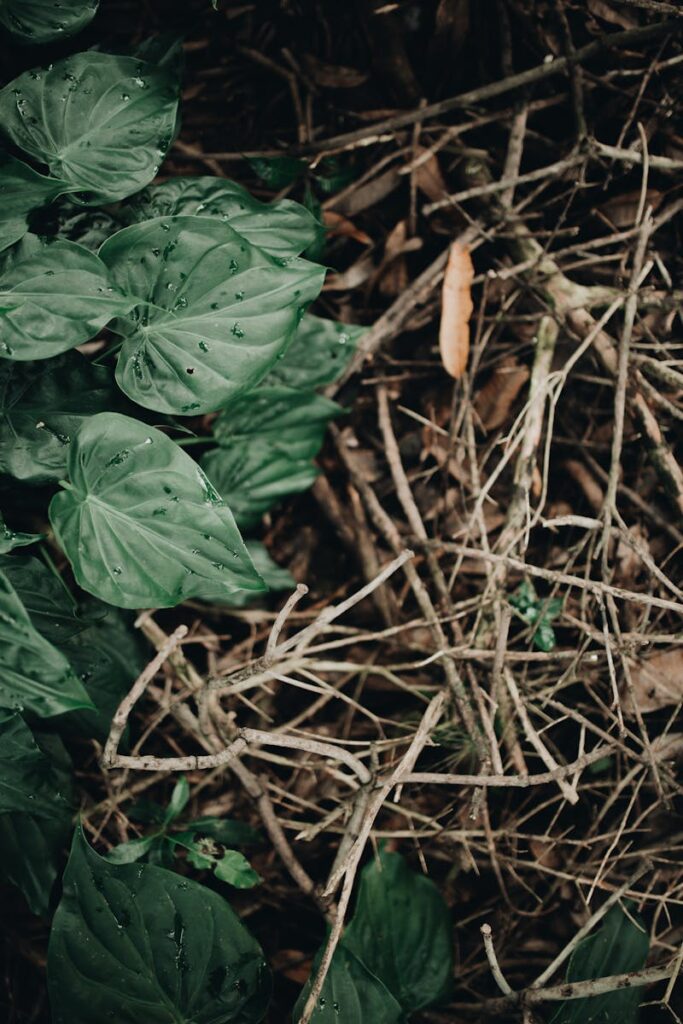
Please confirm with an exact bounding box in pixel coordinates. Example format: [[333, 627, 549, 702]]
[[629, 648, 683, 713], [598, 189, 663, 228], [474, 357, 530, 430], [327, 167, 401, 217], [377, 219, 415, 297], [322, 252, 375, 291], [586, 0, 638, 29], [530, 838, 561, 870], [302, 54, 368, 89], [412, 146, 448, 203], [323, 210, 372, 245], [439, 241, 474, 379], [271, 950, 312, 985]]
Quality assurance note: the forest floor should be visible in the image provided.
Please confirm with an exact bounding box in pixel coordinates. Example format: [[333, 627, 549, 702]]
[[3, 1, 683, 1021]]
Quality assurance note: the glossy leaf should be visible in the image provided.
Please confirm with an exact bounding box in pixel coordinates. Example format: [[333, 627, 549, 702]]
[[0, 52, 179, 203], [163, 776, 190, 825], [263, 314, 363, 390], [0, 240, 131, 361], [0, 565, 93, 717], [0, 553, 84, 646], [344, 850, 453, 1015], [0, 711, 72, 818], [58, 601, 149, 742], [202, 387, 340, 529], [0, 352, 128, 483], [179, 836, 261, 889], [99, 215, 325, 414], [51, 200, 120, 251], [0, 0, 98, 43], [106, 834, 158, 865], [205, 541, 293, 607], [550, 903, 649, 1024], [0, 810, 70, 914], [119, 177, 320, 256], [0, 509, 40, 552], [0, 152, 69, 252], [293, 944, 402, 1024], [48, 827, 272, 1024], [49, 412, 265, 609]]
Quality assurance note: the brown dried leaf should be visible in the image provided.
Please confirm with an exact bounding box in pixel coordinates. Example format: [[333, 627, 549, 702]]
[[598, 189, 663, 228], [439, 241, 474, 379], [322, 252, 375, 292], [474, 357, 530, 430], [412, 146, 448, 203], [586, 0, 638, 29], [303, 54, 368, 89], [629, 648, 683, 713], [323, 210, 372, 245]]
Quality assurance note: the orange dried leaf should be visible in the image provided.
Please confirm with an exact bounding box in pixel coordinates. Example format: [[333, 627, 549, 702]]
[[439, 241, 474, 379], [323, 210, 372, 246]]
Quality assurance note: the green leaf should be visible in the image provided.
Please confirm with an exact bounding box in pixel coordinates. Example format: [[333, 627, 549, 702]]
[[247, 155, 307, 188], [0, 152, 69, 252], [0, 240, 131, 361], [263, 314, 363, 390], [0, 52, 180, 204], [99, 215, 325, 414], [0, 0, 98, 43], [0, 565, 93, 717], [106, 834, 159, 864], [293, 943, 402, 1024], [213, 849, 261, 889], [201, 387, 340, 530], [0, 727, 73, 914], [48, 827, 272, 1024], [0, 710, 72, 818], [51, 200, 120, 251], [344, 850, 453, 1015], [0, 352, 128, 483], [164, 776, 190, 825], [58, 602, 149, 742], [313, 156, 357, 196], [119, 177, 320, 257], [533, 619, 557, 653], [0, 509, 40, 552], [187, 816, 261, 847], [0, 810, 70, 914], [550, 903, 649, 1024], [206, 541, 293, 607], [49, 412, 265, 609], [0, 553, 83, 645]]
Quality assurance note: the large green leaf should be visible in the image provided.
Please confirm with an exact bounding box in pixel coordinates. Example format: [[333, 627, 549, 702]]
[[0, 711, 72, 818], [293, 944, 402, 1024], [49, 412, 265, 609], [48, 827, 272, 1024], [0, 509, 40, 552], [201, 388, 339, 530], [0, 352, 128, 483], [0, 152, 69, 252], [263, 314, 364, 390], [99, 215, 325, 414], [0, 729, 73, 915], [0, 0, 98, 43], [119, 177, 320, 257], [0, 553, 84, 646], [550, 903, 649, 1024], [0, 240, 131, 360], [344, 850, 453, 1015], [0, 52, 179, 204], [0, 565, 93, 717]]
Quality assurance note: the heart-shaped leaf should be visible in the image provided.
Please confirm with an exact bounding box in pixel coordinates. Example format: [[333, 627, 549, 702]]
[[344, 850, 453, 1015], [0, 352, 128, 482], [120, 177, 320, 256], [202, 388, 340, 529], [48, 827, 272, 1024], [0, 152, 69, 252], [0, 553, 84, 646], [0, 240, 131, 360], [0, 52, 180, 203], [0, 564, 94, 717], [0, 710, 72, 818], [550, 902, 649, 1024], [293, 943, 402, 1024], [263, 314, 363, 390], [0, 0, 98, 43], [49, 412, 265, 609], [99, 215, 325, 414]]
